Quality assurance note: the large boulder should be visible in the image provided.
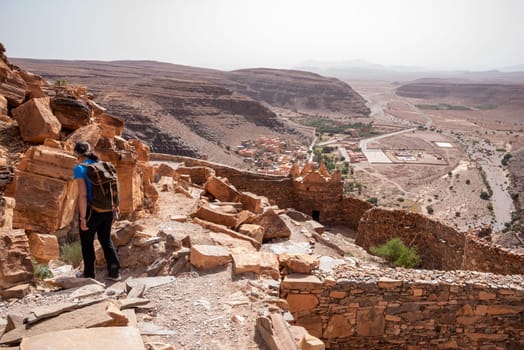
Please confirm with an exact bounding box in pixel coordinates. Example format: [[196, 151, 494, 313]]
[[50, 96, 91, 130], [64, 124, 103, 152], [204, 176, 240, 202], [248, 208, 292, 241], [13, 146, 78, 234], [0, 228, 34, 292], [28, 233, 60, 263], [12, 97, 61, 143]]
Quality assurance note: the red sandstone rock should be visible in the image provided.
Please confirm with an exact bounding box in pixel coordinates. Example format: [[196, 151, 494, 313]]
[[96, 113, 124, 138], [194, 205, 238, 228], [27, 233, 59, 263], [0, 59, 27, 107], [204, 176, 240, 202], [190, 244, 231, 270], [247, 208, 291, 241], [50, 96, 91, 130], [12, 97, 61, 143], [0, 228, 33, 291]]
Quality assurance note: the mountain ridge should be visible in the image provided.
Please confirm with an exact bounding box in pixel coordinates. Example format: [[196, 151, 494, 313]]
[[12, 58, 370, 165]]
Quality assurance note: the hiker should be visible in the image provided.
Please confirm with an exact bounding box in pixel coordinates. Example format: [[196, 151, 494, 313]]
[[73, 141, 121, 281]]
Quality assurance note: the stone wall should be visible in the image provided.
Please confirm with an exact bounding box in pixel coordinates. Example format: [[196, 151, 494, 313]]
[[356, 208, 465, 270], [281, 270, 524, 350], [151, 154, 295, 208], [464, 230, 524, 275], [339, 197, 373, 230]]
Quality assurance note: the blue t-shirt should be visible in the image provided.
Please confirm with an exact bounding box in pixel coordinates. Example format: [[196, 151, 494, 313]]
[[73, 159, 96, 205]]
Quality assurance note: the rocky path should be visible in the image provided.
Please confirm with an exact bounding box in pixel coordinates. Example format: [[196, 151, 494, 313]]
[[1, 172, 373, 349]]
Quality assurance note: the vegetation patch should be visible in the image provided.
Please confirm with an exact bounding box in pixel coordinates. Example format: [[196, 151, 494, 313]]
[[60, 240, 83, 267], [33, 260, 53, 280], [476, 104, 497, 110], [300, 118, 378, 137], [415, 104, 472, 111], [415, 103, 472, 111], [370, 238, 421, 268]]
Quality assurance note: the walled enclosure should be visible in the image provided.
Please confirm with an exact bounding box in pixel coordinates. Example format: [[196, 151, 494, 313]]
[[152, 154, 524, 348], [281, 271, 524, 349], [151, 153, 524, 274]]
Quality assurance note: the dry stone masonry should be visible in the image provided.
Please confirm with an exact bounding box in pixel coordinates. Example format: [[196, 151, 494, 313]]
[[281, 268, 523, 349]]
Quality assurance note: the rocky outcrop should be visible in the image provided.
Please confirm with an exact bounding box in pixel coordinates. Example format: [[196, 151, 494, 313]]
[[0, 54, 27, 107], [0, 228, 34, 293]]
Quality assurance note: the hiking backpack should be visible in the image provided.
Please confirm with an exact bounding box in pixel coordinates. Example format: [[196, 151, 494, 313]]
[[85, 161, 119, 212]]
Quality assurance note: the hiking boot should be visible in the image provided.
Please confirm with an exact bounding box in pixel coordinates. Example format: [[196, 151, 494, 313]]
[[105, 273, 121, 281]]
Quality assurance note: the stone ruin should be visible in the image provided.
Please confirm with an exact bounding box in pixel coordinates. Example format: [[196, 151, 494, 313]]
[[0, 42, 523, 349], [152, 153, 524, 349]]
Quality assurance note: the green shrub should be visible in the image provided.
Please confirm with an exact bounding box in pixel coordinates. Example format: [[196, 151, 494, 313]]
[[370, 238, 420, 268], [60, 240, 83, 267], [426, 205, 434, 215], [480, 191, 490, 200], [367, 197, 378, 206], [33, 260, 53, 280]]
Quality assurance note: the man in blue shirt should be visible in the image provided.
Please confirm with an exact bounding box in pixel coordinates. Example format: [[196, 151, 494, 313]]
[[73, 141, 121, 281]]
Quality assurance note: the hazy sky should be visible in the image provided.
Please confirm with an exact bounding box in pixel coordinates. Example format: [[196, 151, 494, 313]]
[[1, 0, 523, 71]]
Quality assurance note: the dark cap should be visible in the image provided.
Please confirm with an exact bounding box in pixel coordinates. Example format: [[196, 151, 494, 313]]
[[74, 141, 91, 156]]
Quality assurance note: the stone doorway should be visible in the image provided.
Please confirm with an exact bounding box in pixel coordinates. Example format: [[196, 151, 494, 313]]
[[312, 210, 320, 221]]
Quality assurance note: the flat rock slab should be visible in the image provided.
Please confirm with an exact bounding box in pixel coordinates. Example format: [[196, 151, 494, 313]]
[[0, 300, 118, 345], [69, 284, 106, 299], [125, 276, 176, 293], [318, 256, 345, 273], [20, 326, 145, 350], [263, 241, 311, 255], [44, 276, 105, 290]]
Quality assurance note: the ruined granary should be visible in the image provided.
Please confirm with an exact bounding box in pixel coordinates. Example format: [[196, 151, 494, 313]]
[[0, 42, 523, 349]]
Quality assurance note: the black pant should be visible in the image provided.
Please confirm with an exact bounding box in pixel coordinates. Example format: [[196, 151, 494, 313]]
[[80, 207, 120, 278]]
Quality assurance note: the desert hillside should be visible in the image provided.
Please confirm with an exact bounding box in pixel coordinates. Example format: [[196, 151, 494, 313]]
[[11, 59, 370, 166], [396, 79, 524, 111]]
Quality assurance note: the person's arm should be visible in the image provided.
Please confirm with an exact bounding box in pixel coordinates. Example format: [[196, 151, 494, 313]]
[[76, 178, 89, 231]]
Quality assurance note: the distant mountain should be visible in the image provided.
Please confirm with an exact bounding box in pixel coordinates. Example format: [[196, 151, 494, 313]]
[[295, 60, 524, 83], [499, 64, 524, 73]]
